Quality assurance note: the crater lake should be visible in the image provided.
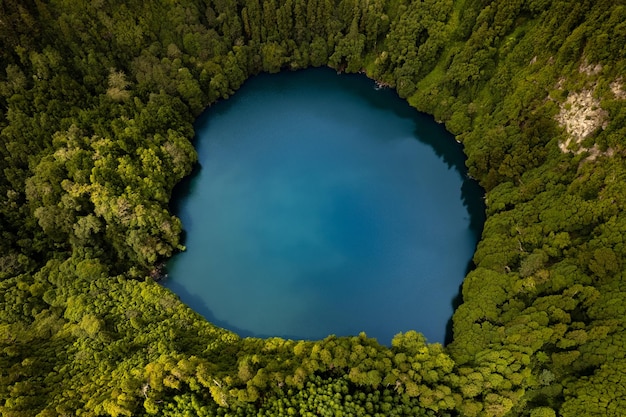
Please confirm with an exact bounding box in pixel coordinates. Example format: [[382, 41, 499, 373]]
[[166, 68, 485, 345]]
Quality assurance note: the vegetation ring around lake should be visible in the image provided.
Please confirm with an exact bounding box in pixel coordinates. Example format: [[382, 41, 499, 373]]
[[0, 0, 625, 416]]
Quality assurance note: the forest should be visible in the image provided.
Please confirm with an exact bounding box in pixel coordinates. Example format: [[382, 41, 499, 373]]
[[1, 0, 625, 415]]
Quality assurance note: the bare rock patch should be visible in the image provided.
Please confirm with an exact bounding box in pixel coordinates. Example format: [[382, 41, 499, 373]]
[[555, 89, 607, 155]]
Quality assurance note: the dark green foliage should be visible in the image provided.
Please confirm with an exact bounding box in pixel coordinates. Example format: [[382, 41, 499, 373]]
[[1, 0, 625, 415]]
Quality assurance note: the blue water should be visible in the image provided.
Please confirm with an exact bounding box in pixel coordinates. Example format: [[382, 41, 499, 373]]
[[166, 68, 484, 345]]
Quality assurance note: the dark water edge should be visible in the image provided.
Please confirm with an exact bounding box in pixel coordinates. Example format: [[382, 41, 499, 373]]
[[166, 68, 485, 345]]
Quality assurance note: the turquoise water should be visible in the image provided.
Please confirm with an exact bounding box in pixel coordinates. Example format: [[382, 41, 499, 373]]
[[166, 68, 484, 345]]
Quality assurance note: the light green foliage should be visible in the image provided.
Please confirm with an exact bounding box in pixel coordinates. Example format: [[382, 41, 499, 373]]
[[560, 359, 626, 417]]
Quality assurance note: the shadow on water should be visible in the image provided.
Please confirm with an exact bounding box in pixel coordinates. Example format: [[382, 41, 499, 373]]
[[443, 183, 484, 346], [336, 70, 464, 170], [168, 88, 241, 219], [462, 179, 487, 239], [168, 158, 202, 248], [444, 284, 465, 346], [443, 258, 479, 346], [414, 115, 487, 242], [340, 69, 487, 237], [169, 162, 202, 214], [168, 80, 248, 225]]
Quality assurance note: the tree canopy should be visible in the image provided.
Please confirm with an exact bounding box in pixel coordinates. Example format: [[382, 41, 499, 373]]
[[1, 0, 625, 415]]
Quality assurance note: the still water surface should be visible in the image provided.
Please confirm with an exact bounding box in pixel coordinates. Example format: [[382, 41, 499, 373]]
[[166, 68, 484, 344]]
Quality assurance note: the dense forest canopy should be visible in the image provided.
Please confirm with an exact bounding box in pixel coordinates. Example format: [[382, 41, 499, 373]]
[[1, 0, 625, 416]]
